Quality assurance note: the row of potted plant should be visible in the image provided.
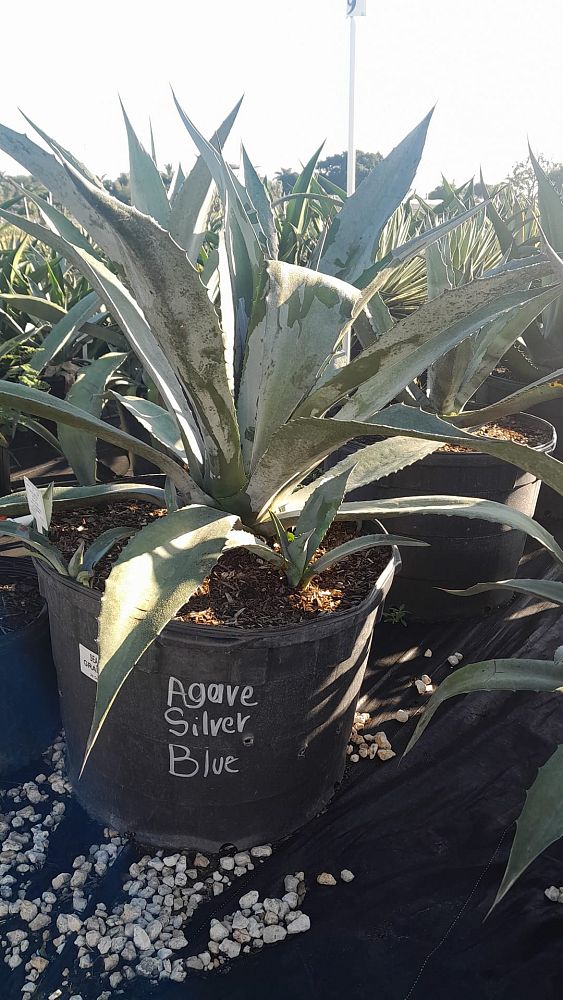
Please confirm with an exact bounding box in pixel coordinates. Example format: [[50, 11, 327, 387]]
[[0, 97, 563, 855]]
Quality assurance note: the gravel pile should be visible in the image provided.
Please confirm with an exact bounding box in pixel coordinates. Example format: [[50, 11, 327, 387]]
[[346, 711, 396, 763], [0, 729, 358, 996]]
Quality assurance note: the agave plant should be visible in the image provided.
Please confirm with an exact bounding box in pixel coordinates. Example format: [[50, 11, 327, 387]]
[[3, 97, 563, 767], [520, 148, 563, 371]]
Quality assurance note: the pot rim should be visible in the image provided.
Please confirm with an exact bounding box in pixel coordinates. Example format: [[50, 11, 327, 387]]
[[407, 411, 557, 468], [34, 518, 401, 641]]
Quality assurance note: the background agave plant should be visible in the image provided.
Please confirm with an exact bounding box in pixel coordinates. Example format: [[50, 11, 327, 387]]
[[2, 97, 563, 764]]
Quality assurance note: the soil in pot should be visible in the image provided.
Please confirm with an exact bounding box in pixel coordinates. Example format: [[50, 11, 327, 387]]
[[0, 559, 60, 774], [49, 501, 391, 628], [340, 413, 556, 622], [38, 501, 398, 849]]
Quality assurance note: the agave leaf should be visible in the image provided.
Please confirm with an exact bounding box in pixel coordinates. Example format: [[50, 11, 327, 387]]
[[237, 260, 359, 470], [0, 381, 196, 496], [530, 147, 563, 251], [0, 293, 65, 323], [452, 377, 563, 427], [247, 402, 563, 521], [29, 291, 100, 372], [172, 92, 262, 371], [426, 239, 453, 300], [13, 181, 100, 258], [331, 495, 563, 568], [289, 467, 352, 572], [58, 353, 127, 484], [273, 468, 353, 585], [224, 528, 285, 568], [528, 150, 563, 365], [20, 111, 103, 188], [355, 200, 496, 291], [167, 163, 185, 207], [278, 143, 324, 262], [298, 274, 558, 420], [404, 658, 563, 757], [318, 110, 433, 284], [287, 437, 441, 508], [0, 328, 38, 360], [0, 308, 25, 338], [427, 283, 563, 414], [301, 533, 426, 586], [444, 578, 563, 604], [82, 527, 135, 576], [268, 508, 294, 565], [164, 477, 179, 513], [170, 95, 243, 261], [84, 506, 238, 765], [67, 540, 85, 579], [494, 744, 563, 908], [0, 482, 166, 519], [110, 393, 187, 461], [480, 172, 521, 258], [0, 123, 125, 264], [2, 151, 243, 491], [356, 292, 394, 347], [241, 145, 278, 259], [0, 207, 205, 479], [0, 520, 68, 574], [120, 101, 171, 227], [14, 416, 63, 455], [52, 157, 245, 495]]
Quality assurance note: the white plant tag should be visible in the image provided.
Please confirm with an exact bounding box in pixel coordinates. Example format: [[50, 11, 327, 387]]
[[23, 477, 48, 534], [79, 643, 99, 683]]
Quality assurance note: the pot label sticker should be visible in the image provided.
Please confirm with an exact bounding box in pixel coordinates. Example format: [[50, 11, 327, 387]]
[[23, 477, 49, 534], [164, 676, 258, 779], [79, 644, 99, 683]]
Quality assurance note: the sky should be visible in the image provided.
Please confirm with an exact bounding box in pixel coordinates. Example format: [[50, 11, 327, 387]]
[[0, 0, 562, 196]]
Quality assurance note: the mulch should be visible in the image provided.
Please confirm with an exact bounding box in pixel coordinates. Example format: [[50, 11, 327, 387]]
[[48, 502, 391, 629]]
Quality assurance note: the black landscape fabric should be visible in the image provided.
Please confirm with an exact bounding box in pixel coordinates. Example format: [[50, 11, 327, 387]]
[[1, 541, 563, 999]]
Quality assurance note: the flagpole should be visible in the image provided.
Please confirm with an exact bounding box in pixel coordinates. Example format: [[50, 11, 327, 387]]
[[347, 14, 357, 197], [344, 0, 365, 361]]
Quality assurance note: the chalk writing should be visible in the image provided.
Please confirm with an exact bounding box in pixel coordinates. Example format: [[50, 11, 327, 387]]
[[165, 675, 257, 779]]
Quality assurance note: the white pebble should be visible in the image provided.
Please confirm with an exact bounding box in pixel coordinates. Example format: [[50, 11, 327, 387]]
[[263, 924, 287, 944], [287, 914, 311, 934], [239, 890, 259, 908], [395, 709, 409, 723], [250, 845, 272, 859], [209, 920, 229, 943], [340, 870, 355, 882], [219, 938, 241, 959], [133, 925, 151, 951], [424, 649, 432, 658]]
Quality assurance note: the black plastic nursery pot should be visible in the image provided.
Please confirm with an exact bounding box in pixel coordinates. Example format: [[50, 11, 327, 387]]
[[35, 524, 400, 851], [0, 558, 60, 774], [0, 444, 10, 497], [340, 412, 556, 622], [477, 373, 563, 520]]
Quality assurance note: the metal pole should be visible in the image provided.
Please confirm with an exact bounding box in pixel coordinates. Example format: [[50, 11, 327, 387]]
[[347, 14, 357, 197], [342, 12, 357, 362]]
